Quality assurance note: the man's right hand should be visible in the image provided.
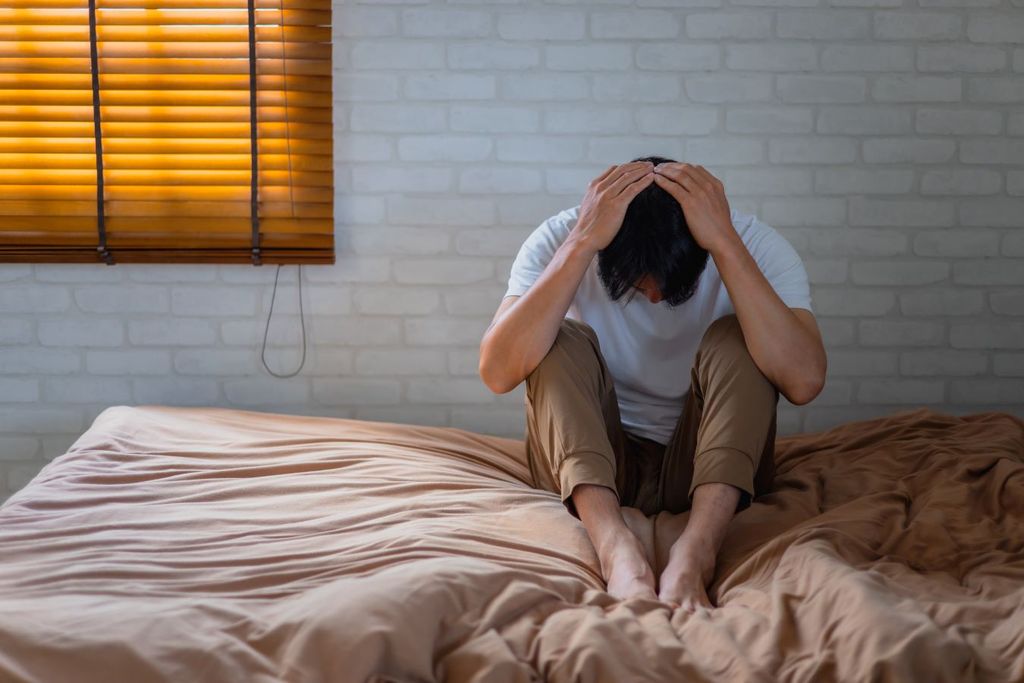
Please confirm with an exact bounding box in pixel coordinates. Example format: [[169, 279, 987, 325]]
[[571, 161, 656, 252]]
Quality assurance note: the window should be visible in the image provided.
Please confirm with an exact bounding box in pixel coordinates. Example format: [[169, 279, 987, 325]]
[[0, 0, 333, 264]]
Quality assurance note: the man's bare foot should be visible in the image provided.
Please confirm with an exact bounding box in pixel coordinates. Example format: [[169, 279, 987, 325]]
[[658, 536, 716, 612], [598, 527, 658, 601]]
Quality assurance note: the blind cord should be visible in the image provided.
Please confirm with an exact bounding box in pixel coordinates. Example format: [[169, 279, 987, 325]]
[[261, 264, 307, 378]]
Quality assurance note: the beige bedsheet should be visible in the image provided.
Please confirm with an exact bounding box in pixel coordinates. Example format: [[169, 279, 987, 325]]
[[1, 405, 1022, 682]]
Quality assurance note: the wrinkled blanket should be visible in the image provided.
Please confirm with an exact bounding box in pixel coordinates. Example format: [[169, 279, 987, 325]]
[[1, 405, 1022, 682]]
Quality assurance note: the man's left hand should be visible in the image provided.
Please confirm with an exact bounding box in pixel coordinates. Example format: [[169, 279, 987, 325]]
[[652, 163, 736, 255]]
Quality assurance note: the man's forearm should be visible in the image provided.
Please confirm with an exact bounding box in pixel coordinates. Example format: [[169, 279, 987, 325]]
[[479, 233, 597, 393], [710, 234, 824, 404]]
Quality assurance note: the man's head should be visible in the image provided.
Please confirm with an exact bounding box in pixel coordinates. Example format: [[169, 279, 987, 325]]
[[596, 155, 711, 307]]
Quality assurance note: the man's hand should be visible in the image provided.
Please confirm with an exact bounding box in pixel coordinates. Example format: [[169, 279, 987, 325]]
[[572, 161, 656, 252], [652, 162, 736, 254]]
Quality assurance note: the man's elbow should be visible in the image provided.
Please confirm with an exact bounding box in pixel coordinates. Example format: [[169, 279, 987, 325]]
[[785, 361, 826, 406], [478, 345, 521, 395]]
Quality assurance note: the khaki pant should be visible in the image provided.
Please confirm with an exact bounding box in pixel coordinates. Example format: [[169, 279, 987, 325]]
[[524, 314, 779, 519]]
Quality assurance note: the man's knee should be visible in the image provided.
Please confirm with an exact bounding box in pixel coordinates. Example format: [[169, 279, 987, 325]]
[[526, 317, 601, 384]]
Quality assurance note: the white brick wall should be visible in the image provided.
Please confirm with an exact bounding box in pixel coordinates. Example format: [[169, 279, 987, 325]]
[[2, 0, 1023, 501]]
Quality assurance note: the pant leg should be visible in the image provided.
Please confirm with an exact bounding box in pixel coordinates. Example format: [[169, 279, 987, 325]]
[[524, 317, 635, 519], [657, 313, 780, 515]]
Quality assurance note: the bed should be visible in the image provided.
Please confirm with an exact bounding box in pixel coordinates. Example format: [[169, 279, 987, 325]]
[[1, 404, 1022, 682]]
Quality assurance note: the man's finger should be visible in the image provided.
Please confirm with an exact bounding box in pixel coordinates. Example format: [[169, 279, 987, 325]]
[[600, 161, 653, 189], [618, 170, 655, 202], [653, 172, 690, 204], [655, 163, 702, 194], [607, 164, 653, 196]]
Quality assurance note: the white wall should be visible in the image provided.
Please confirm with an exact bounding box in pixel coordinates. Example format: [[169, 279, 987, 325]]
[[2, 0, 1023, 500]]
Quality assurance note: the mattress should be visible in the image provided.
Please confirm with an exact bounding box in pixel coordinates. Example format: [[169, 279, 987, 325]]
[[1, 404, 1022, 682]]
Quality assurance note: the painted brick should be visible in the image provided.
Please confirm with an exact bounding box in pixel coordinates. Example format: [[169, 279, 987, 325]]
[[917, 46, 1006, 73], [452, 105, 539, 133], [0, 350, 80, 375], [872, 75, 962, 103], [826, 350, 898, 376], [804, 259, 850, 284], [449, 43, 540, 70], [402, 9, 491, 37], [994, 354, 1024, 377], [725, 44, 817, 71], [815, 168, 914, 195], [862, 137, 955, 163], [850, 261, 950, 286], [777, 75, 867, 103], [397, 135, 492, 162], [404, 74, 496, 101], [394, 259, 494, 285], [86, 350, 172, 375], [685, 74, 773, 102], [921, 169, 1002, 195], [502, 74, 590, 101], [405, 318, 489, 345], [900, 350, 987, 376], [967, 77, 1024, 103], [953, 260, 1024, 285], [811, 289, 896, 316], [900, 289, 985, 316], [915, 108, 1002, 135], [591, 11, 679, 39], [726, 107, 814, 134], [355, 349, 447, 376], [686, 12, 772, 39], [0, 287, 70, 313], [874, 12, 962, 40], [38, 319, 124, 347], [0, 320, 34, 345], [43, 377, 132, 404], [761, 198, 847, 226], [850, 197, 955, 227], [858, 379, 945, 404], [818, 107, 911, 135], [0, 378, 39, 403], [950, 379, 1024, 403], [128, 319, 218, 346], [821, 45, 913, 72], [635, 45, 720, 71], [312, 378, 402, 405], [950, 322, 1024, 349], [498, 11, 585, 40], [913, 230, 1000, 258], [959, 199, 1024, 227], [350, 42, 445, 70], [407, 378, 494, 403], [859, 320, 945, 346], [353, 288, 440, 316], [966, 14, 1024, 44], [777, 11, 871, 40], [546, 45, 632, 71], [498, 137, 586, 163], [990, 291, 1024, 316]]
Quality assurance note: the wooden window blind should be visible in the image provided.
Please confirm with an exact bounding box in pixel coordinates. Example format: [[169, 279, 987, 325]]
[[0, 0, 333, 264]]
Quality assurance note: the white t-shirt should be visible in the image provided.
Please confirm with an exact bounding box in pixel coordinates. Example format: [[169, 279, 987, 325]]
[[504, 204, 813, 446]]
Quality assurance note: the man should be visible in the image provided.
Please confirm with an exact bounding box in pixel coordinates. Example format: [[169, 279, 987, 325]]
[[478, 156, 827, 613]]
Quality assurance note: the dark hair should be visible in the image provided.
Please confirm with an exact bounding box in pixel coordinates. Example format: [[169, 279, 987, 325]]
[[597, 155, 710, 308]]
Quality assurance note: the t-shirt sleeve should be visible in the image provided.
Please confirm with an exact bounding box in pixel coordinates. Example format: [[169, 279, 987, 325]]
[[748, 219, 814, 313], [503, 207, 578, 298]]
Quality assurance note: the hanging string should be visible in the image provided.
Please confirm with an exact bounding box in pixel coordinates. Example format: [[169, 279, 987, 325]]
[[247, 0, 261, 265], [261, 264, 307, 378], [87, 0, 113, 265]]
